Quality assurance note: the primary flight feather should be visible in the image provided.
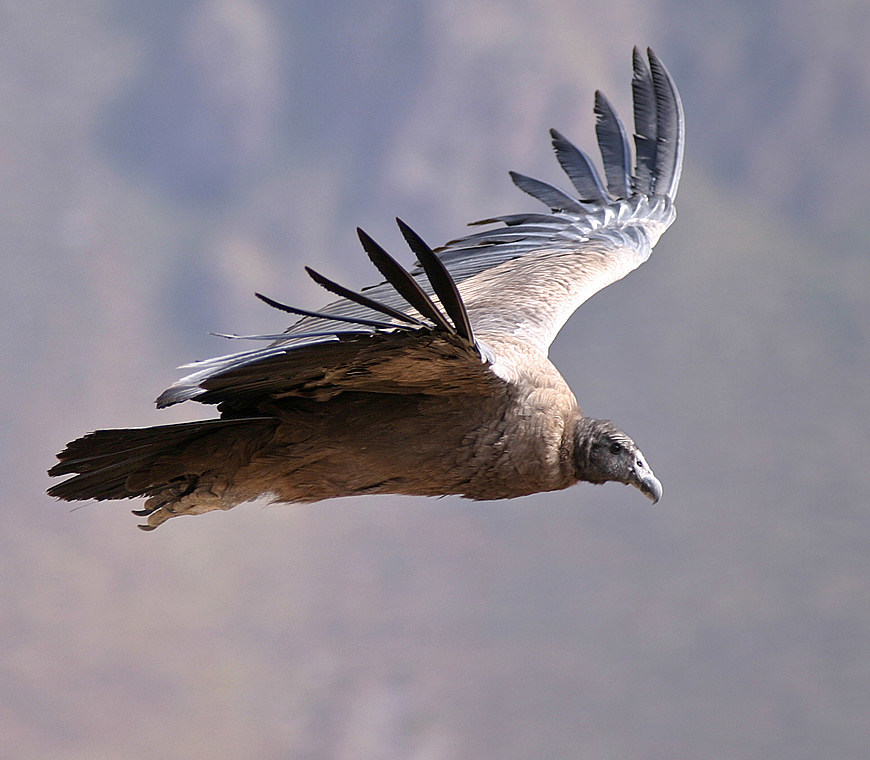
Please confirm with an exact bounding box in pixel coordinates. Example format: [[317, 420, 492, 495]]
[[48, 48, 683, 530]]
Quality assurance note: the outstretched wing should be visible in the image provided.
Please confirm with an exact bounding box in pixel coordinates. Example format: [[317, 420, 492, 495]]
[[157, 47, 683, 409], [158, 223, 503, 413], [440, 47, 683, 353]]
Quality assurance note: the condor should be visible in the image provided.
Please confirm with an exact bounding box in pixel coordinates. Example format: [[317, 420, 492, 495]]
[[49, 48, 683, 530]]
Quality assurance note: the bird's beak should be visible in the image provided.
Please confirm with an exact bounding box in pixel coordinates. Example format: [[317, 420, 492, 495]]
[[634, 458, 662, 504]]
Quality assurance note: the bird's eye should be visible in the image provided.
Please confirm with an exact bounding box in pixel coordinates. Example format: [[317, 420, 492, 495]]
[[609, 442, 622, 455]]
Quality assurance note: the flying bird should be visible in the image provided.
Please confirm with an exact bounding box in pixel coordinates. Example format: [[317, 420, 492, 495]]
[[48, 48, 684, 530]]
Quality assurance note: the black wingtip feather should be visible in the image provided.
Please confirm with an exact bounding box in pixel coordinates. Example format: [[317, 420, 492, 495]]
[[547, 130, 609, 203], [510, 169, 592, 212], [356, 228, 455, 334], [593, 90, 631, 199], [508, 48, 681, 206], [395, 218, 474, 344], [304, 266, 422, 326], [254, 292, 400, 330], [646, 48, 684, 198], [631, 47, 657, 195], [629, 47, 683, 199]]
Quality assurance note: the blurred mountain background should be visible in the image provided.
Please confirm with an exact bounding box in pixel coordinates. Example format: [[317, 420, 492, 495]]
[[3, 0, 868, 757]]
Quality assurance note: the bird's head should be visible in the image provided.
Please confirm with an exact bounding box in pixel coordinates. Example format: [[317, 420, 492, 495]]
[[572, 417, 662, 503]]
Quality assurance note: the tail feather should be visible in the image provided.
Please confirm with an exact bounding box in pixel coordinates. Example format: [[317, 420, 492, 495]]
[[48, 417, 275, 502]]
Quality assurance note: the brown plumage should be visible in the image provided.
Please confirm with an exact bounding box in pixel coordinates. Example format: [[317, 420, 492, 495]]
[[48, 48, 682, 530]]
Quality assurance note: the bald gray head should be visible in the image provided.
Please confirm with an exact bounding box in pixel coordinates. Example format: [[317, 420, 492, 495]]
[[572, 417, 661, 503]]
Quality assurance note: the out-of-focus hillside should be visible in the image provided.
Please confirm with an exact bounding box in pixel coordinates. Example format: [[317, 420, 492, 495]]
[[2, 1, 868, 758]]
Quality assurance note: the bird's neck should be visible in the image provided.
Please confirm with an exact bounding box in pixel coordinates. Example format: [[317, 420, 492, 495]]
[[568, 415, 609, 484]]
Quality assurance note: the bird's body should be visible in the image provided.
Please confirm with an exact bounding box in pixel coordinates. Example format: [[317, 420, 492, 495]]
[[49, 49, 683, 529]]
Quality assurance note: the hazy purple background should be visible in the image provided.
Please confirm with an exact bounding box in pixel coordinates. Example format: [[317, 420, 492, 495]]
[[3, 1, 868, 757]]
